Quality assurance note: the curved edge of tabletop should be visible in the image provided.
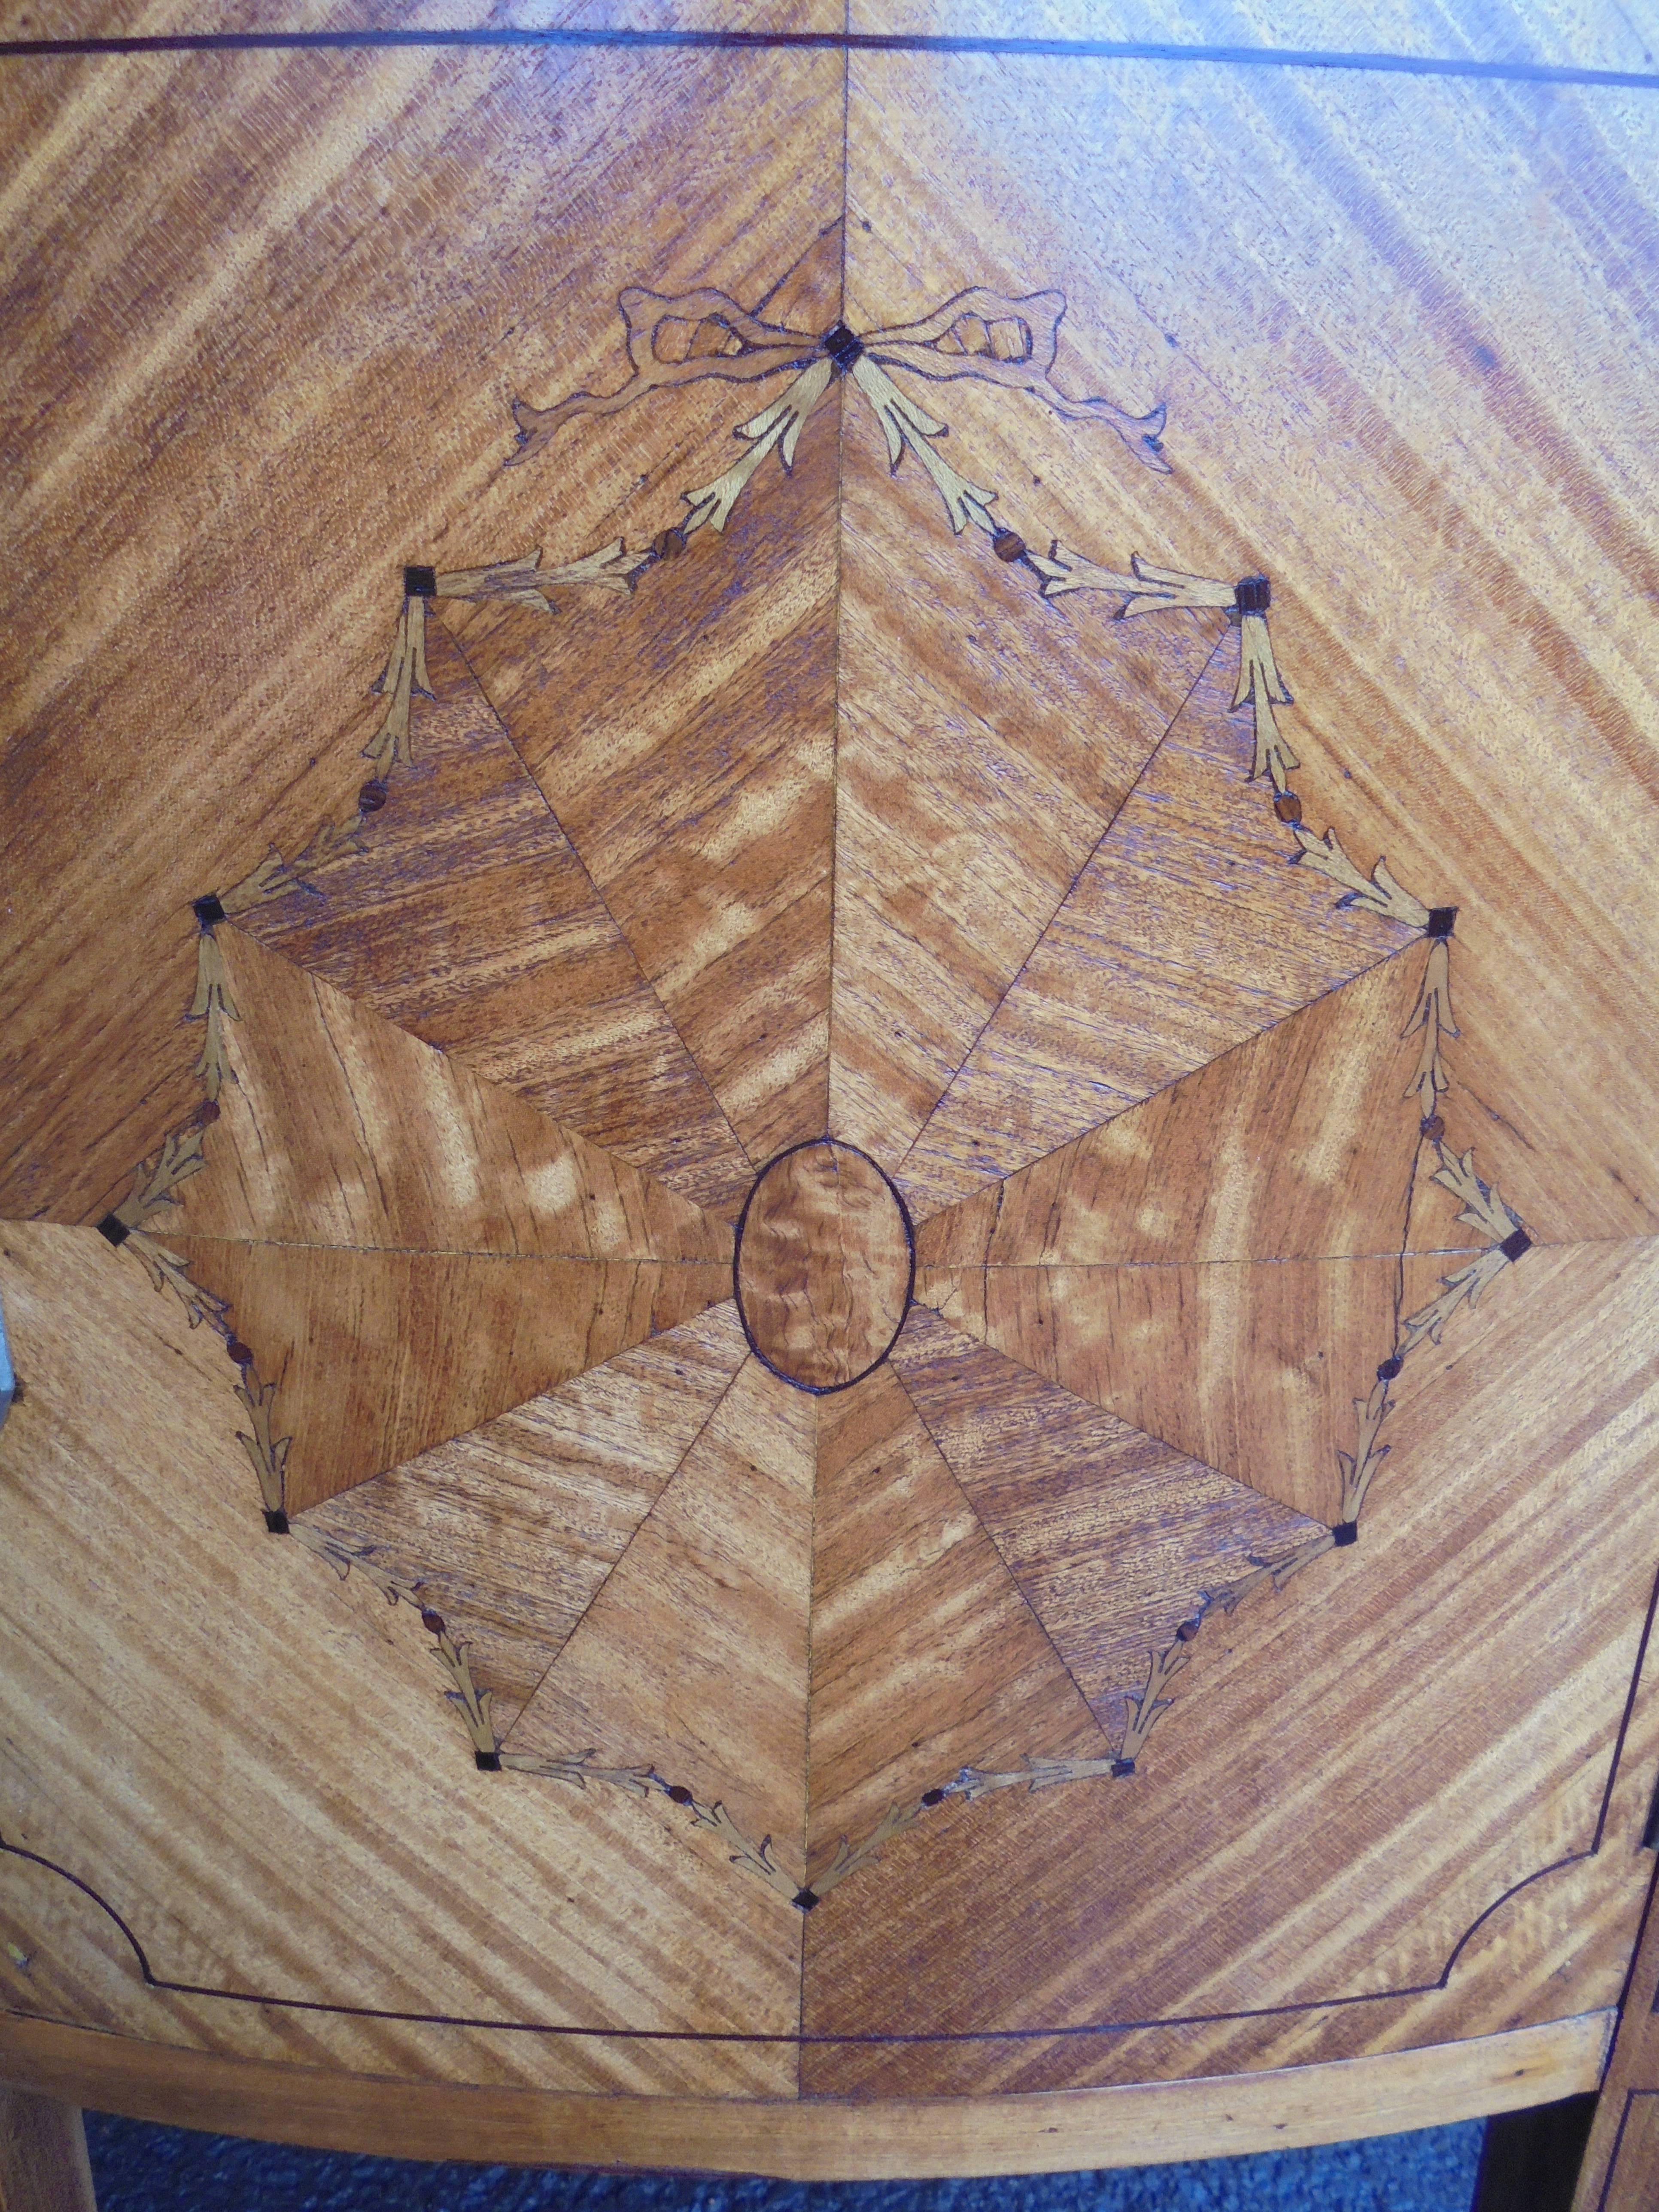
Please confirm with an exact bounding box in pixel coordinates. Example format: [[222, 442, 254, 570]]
[[0, 2011, 1614, 2179]]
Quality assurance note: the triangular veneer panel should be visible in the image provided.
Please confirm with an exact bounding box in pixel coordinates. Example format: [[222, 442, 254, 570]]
[[504, 1355, 815, 1880], [450, 396, 839, 1170], [233, 613, 752, 1215], [175, 925, 728, 1263], [830, 396, 1225, 1173], [808, 1362, 1111, 1869], [915, 1255, 1399, 1527], [899, 653, 1417, 1220], [167, 1237, 730, 1515], [892, 1307, 1326, 1736], [918, 954, 1424, 1270], [292, 1304, 750, 1733]]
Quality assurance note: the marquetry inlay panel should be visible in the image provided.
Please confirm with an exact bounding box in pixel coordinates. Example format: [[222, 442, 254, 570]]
[[3, 12, 1656, 2174]]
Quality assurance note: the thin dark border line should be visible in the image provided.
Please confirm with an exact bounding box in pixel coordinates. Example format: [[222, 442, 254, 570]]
[[6, 1551, 1653, 2048], [434, 617, 760, 1190], [890, 622, 1232, 1192], [3, 28, 1657, 92], [731, 1137, 916, 1396], [1596, 2089, 1659, 2212], [0, 1833, 1612, 2044]]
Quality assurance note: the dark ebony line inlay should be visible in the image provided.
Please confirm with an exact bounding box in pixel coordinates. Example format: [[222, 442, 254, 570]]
[[2, 30, 1656, 95]]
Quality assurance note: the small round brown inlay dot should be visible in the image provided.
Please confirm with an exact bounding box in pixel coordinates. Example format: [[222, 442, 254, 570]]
[[1273, 791, 1302, 823], [358, 779, 388, 813], [419, 1609, 447, 1637], [665, 1784, 695, 1806], [1421, 1114, 1446, 1141], [194, 1098, 221, 1126], [1176, 1619, 1201, 1642], [991, 529, 1026, 563], [653, 527, 687, 561], [225, 1337, 254, 1367]]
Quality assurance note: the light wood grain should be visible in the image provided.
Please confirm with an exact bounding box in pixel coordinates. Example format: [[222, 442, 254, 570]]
[[0, 41, 843, 1234], [846, 49, 1659, 1249], [292, 1304, 750, 1735], [172, 922, 728, 1263], [0, 1224, 799, 2094], [0, 2091, 95, 2212], [230, 616, 756, 1217], [503, 1355, 815, 1882], [5, 10, 1659, 2170], [829, 381, 1223, 1173], [916, 1256, 1401, 1525], [0, 924, 200, 1234], [896, 650, 1417, 1223], [892, 1305, 1327, 1738], [166, 1237, 730, 1515], [808, 1361, 1111, 1870], [800, 1237, 1659, 2094], [0, 2010, 1612, 2179], [445, 234, 844, 1175], [735, 1141, 909, 1389], [916, 954, 1431, 1270]]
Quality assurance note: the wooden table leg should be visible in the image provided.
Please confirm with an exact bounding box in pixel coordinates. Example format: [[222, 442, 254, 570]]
[[0, 2091, 97, 2212], [1574, 1844, 1659, 2212]]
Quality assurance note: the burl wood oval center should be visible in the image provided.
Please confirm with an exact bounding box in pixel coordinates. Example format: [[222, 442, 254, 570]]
[[734, 1139, 915, 1392]]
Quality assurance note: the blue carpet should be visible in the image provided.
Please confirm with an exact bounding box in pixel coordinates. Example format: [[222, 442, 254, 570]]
[[85, 2111, 1484, 2210]]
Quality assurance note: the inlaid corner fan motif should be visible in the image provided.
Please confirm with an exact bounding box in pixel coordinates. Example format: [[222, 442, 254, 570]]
[[94, 265, 1534, 1912]]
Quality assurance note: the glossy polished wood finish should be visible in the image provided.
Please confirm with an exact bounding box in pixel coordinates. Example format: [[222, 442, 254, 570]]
[[0, 2012, 1613, 2182], [4, 5, 1659, 2179], [735, 1140, 912, 1390]]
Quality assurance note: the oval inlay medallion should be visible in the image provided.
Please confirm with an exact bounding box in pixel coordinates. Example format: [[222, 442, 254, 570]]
[[733, 1139, 915, 1392]]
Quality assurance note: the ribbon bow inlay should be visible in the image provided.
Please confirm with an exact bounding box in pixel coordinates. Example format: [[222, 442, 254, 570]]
[[507, 282, 1170, 539]]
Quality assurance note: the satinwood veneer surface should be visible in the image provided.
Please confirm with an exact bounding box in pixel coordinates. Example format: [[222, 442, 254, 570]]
[[2, 3, 1658, 2182]]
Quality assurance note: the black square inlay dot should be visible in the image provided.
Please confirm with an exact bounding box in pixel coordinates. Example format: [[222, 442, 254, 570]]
[[475, 1749, 502, 1771], [1426, 906, 1458, 938], [793, 1887, 820, 1913], [1234, 574, 1271, 613], [1110, 1757, 1136, 1778], [263, 1508, 290, 1534], [1500, 1227, 1533, 1263], [192, 893, 226, 928], [821, 323, 864, 370], [404, 564, 438, 597], [96, 1213, 130, 1246], [1332, 1521, 1360, 1547]]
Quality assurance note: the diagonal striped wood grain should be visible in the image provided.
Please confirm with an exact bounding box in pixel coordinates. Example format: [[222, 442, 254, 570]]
[[0, 1224, 801, 2094], [891, 1306, 1328, 1738], [174, 922, 731, 1264], [828, 378, 1224, 1173], [292, 1304, 751, 1735], [896, 652, 1417, 1224], [915, 955, 1428, 1271], [915, 1256, 1401, 1524], [802, 1238, 1659, 2097], [0, 40, 843, 1231], [232, 614, 755, 1217], [167, 1237, 731, 1515], [504, 1356, 816, 1883], [445, 233, 845, 1181], [807, 1361, 1111, 1870]]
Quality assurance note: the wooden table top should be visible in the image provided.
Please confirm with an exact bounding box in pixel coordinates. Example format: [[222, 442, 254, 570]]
[[2, 6, 1658, 2186]]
